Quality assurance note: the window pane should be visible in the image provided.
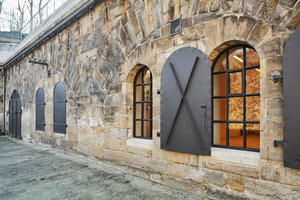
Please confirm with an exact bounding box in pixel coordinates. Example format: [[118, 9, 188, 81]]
[[228, 97, 243, 121], [246, 124, 260, 149], [246, 96, 260, 121], [135, 85, 142, 102], [246, 48, 260, 67], [136, 71, 142, 84], [143, 103, 151, 119], [143, 68, 151, 83], [135, 121, 142, 137], [213, 123, 226, 146], [228, 123, 243, 147], [230, 72, 242, 94], [246, 68, 260, 94], [213, 98, 226, 121], [229, 47, 243, 70], [214, 52, 226, 72], [143, 121, 152, 138], [135, 103, 142, 119], [143, 84, 150, 101], [213, 73, 226, 96]]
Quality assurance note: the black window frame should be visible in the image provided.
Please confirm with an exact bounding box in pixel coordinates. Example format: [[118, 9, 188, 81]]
[[211, 45, 260, 152], [36, 87, 45, 131], [133, 66, 153, 139]]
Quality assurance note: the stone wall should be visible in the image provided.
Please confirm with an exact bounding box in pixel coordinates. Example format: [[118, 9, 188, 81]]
[[4, 0, 300, 199]]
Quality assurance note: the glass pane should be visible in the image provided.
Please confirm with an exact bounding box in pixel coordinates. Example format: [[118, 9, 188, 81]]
[[143, 121, 152, 138], [246, 96, 260, 121], [246, 68, 260, 94], [213, 123, 226, 146], [213, 98, 226, 121], [213, 73, 226, 96], [228, 97, 243, 121], [136, 71, 142, 84], [214, 52, 226, 72], [135, 103, 142, 119], [230, 72, 242, 94], [228, 123, 243, 147], [135, 121, 142, 137], [246, 48, 260, 67], [135, 85, 142, 102], [143, 84, 150, 101], [143, 68, 151, 83], [246, 123, 260, 149], [143, 102, 152, 119], [229, 47, 243, 70]]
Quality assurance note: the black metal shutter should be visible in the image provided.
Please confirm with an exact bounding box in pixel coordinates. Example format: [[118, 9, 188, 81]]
[[8, 90, 22, 139], [160, 47, 211, 155], [283, 25, 300, 169], [53, 82, 66, 134], [36, 88, 45, 131]]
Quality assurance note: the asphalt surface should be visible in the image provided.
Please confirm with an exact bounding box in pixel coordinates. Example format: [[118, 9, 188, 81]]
[[0, 136, 211, 200]]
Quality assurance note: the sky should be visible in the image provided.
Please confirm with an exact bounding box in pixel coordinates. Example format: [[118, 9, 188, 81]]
[[1, 0, 66, 32]]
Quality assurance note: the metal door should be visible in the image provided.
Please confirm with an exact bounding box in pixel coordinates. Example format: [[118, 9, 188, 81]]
[[160, 47, 211, 155], [8, 90, 22, 139], [283, 25, 300, 169]]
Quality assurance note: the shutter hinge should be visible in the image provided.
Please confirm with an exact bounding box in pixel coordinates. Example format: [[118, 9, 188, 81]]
[[273, 75, 283, 83], [274, 140, 284, 147], [157, 132, 161, 137], [157, 89, 161, 94]]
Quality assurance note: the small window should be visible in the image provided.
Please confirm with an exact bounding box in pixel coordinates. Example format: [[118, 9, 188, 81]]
[[212, 46, 260, 151], [53, 82, 66, 134], [133, 67, 153, 139], [36, 88, 45, 131]]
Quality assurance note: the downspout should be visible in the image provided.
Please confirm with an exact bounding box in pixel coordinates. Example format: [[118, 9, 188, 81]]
[[2, 67, 5, 134]]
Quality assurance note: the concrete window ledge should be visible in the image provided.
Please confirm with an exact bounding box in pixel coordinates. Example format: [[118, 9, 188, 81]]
[[126, 138, 153, 149], [210, 147, 260, 167]]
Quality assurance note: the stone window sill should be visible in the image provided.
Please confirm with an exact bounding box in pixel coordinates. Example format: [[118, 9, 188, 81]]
[[126, 138, 153, 149], [210, 147, 260, 167]]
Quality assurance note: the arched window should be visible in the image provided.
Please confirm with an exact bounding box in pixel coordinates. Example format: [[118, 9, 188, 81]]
[[36, 88, 45, 131], [212, 46, 260, 151], [133, 67, 153, 139], [53, 82, 67, 134]]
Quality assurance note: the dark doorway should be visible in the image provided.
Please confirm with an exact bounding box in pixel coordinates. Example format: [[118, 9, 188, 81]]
[[8, 89, 22, 139]]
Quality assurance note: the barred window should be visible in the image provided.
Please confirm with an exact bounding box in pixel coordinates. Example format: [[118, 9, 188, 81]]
[[133, 67, 153, 139], [212, 46, 260, 151]]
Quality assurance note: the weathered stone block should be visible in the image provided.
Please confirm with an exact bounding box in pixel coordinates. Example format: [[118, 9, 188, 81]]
[[260, 159, 282, 182], [283, 167, 300, 187], [279, 0, 297, 7], [224, 173, 244, 192], [244, 177, 300, 200], [260, 77, 282, 98], [286, 10, 300, 30], [167, 163, 181, 178], [181, 24, 205, 42], [126, 146, 152, 157], [222, 16, 238, 41], [269, 4, 291, 23], [153, 159, 168, 173], [204, 160, 259, 178], [248, 20, 270, 44], [244, 0, 262, 14], [205, 19, 222, 48], [109, 150, 132, 165], [237, 16, 257, 40], [210, 0, 222, 12], [257, 0, 280, 20], [151, 36, 173, 53], [163, 150, 190, 164]]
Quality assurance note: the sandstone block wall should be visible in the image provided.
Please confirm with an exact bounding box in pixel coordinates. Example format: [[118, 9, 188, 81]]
[[4, 0, 300, 199]]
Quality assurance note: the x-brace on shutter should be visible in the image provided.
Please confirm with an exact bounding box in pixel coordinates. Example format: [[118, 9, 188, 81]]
[[160, 47, 211, 155]]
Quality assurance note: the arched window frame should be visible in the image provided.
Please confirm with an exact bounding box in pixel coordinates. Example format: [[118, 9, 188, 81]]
[[133, 66, 153, 139], [53, 81, 67, 134], [211, 45, 260, 151], [36, 87, 45, 131]]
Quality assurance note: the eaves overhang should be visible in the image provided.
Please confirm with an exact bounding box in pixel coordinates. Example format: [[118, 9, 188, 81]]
[[3, 0, 102, 70]]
